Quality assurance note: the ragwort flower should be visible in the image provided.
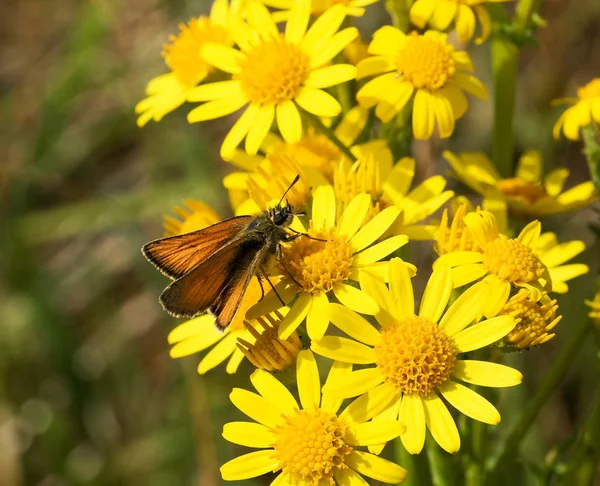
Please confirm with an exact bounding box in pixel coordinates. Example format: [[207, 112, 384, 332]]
[[135, 0, 240, 127], [334, 150, 454, 239], [248, 185, 409, 341], [410, 0, 510, 45], [220, 350, 407, 485], [312, 261, 521, 454], [263, 0, 379, 18], [553, 78, 600, 141], [445, 150, 598, 217], [357, 28, 487, 138], [187, 1, 358, 157], [434, 210, 552, 317]]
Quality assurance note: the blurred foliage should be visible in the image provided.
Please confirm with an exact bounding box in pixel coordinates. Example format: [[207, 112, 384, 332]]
[[1, 0, 599, 485]]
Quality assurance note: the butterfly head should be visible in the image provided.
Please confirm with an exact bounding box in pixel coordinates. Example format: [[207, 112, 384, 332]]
[[269, 201, 295, 227]]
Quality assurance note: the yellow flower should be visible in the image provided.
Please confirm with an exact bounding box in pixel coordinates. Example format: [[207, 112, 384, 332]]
[[553, 78, 600, 141], [186, 1, 358, 157], [445, 150, 598, 217], [248, 186, 410, 341], [263, 0, 379, 18], [223, 106, 370, 213], [410, 0, 510, 45], [585, 291, 600, 327], [434, 210, 552, 317], [135, 0, 239, 127], [220, 350, 407, 484], [357, 28, 487, 138], [312, 261, 521, 454], [162, 200, 285, 374], [334, 150, 454, 239], [436, 203, 589, 295], [343, 34, 370, 65], [499, 290, 561, 349]]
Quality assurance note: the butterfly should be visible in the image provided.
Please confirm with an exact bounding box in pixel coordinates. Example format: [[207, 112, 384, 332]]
[[142, 175, 304, 330]]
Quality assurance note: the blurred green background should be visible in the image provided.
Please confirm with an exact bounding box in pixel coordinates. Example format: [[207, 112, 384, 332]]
[[1, 0, 599, 484]]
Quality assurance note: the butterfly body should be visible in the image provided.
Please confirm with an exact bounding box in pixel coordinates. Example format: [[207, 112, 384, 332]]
[[142, 200, 297, 330]]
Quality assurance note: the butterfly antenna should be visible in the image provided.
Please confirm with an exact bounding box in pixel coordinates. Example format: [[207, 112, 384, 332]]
[[278, 174, 300, 206]]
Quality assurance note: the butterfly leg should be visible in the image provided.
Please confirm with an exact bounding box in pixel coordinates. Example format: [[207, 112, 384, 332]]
[[285, 227, 326, 242], [256, 274, 266, 301], [260, 272, 286, 307]]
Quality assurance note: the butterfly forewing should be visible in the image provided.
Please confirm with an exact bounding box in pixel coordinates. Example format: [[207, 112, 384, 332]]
[[143, 216, 251, 280], [159, 234, 266, 324]]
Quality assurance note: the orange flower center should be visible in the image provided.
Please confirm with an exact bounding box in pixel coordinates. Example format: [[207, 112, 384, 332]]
[[282, 227, 353, 293], [163, 17, 229, 87], [375, 316, 456, 395], [496, 178, 547, 205], [395, 33, 456, 90], [483, 237, 545, 284], [272, 408, 352, 485], [236, 37, 309, 105]]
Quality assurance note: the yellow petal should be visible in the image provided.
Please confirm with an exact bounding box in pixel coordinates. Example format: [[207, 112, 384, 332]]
[[337, 193, 371, 239], [334, 105, 369, 145], [284, 0, 310, 44], [323, 368, 383, 398], [518, 220, 541, 248], [197, 332, 237, 374], [432, 90, 455, 138], [456, 5, 476, 43], [333, 467, 371, 485], [246, 1, 279, 40], [306, 291, 330, 341], [322, 361, 353, 414], [312, 184, 336, 231], [276, 100, 302, 144], [328, 303, 381, 346], [278, 293, 312, 340], [399, 393, 426, 454], [309, 28, 359, 68], [350, 206, 401, 252], [356, 56, 396, 79], [340, 383, 399, 424], [450, 263, 488, 288], [439, 281, 484, 335], [311, 336, 377, 364], [187, 80, 243, 102], [453, 360, 523, 387], [301, 4, 346, 53], [220, 450, 279, 481], [345, 450, 408, 483], [452, 315, 516, 353], [222, 421, 274, 448], [419, 266, 452, 324], [333, 283, 380, 315], [250, 369, 299, 413], [229, 388, 284, 428], [359, 270, 396, 327], [246, 104, 275, 155], [353, 235, 408, 266], [168, 314, 220, 345], [297, 349, 321, 409], [434, 251, 483, 268], [390, 257, 415, 319], [220, 103, 260, 158], [431, 0, 457, 29], [439, 381, 500, 424], [347, 421, 405, 446], [383, 156, 415, 201], [516, 150, 542, 183], [413, 89, 435, 139], [295, 87, 341, 117], [187, 96, 247, 123], [423, 394, 460, 453], [410, 0, 436, 28], [200, 43, 244, 74], [480, 276, 511, 318], [304, 65, 357, 88]]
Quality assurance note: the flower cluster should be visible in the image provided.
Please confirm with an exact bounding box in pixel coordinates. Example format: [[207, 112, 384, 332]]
[[138, 0, 598, 483]]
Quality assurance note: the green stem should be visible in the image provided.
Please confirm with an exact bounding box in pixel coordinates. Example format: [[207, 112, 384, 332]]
[[514, 0, 540, 30], [581, 125, 600, 192], [486, 314, 592, 482], [426, 436, 458, 486], [303, 111, 357, 162], [395, 438, 433, 486], [385, 0, 413, 31]]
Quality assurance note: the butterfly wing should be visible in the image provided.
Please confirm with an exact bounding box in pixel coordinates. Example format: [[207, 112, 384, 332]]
[[142, 216, 252, 280], [159, 234, 267, 325]]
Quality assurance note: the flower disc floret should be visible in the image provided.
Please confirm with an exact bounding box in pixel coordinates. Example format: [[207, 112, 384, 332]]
[[495, 178, 547, 205], [272, 408, 352, 485], [283, 228, 353, 293], [236, 37, 309, 105], [375, 316, 457, 396], [483, 237, 545, 284], [396, 33, 455, 90]]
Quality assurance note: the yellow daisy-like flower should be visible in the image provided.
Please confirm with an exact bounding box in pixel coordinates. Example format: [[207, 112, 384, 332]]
[[434, 210, 552, 317], [445, 150, 598, 217], [312, 261, 521, 454], [357, 28, 487, 138], [263, 0, 379, 18], [334, 149, 454, 239], [436, 203, 589, 295], [249, 185, 409, 341], [186, 1, 358, 157], [221, 350, 407, 485], [553, 78, 600, 141], [223, 106, 371, 213], [343, 34, 370, 66], [163, 200, 293, 374], [135, 0, 239, 127], [585, 291, 600, 327], [499, 290, 561, 349], [410, 0, 510, 45]]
